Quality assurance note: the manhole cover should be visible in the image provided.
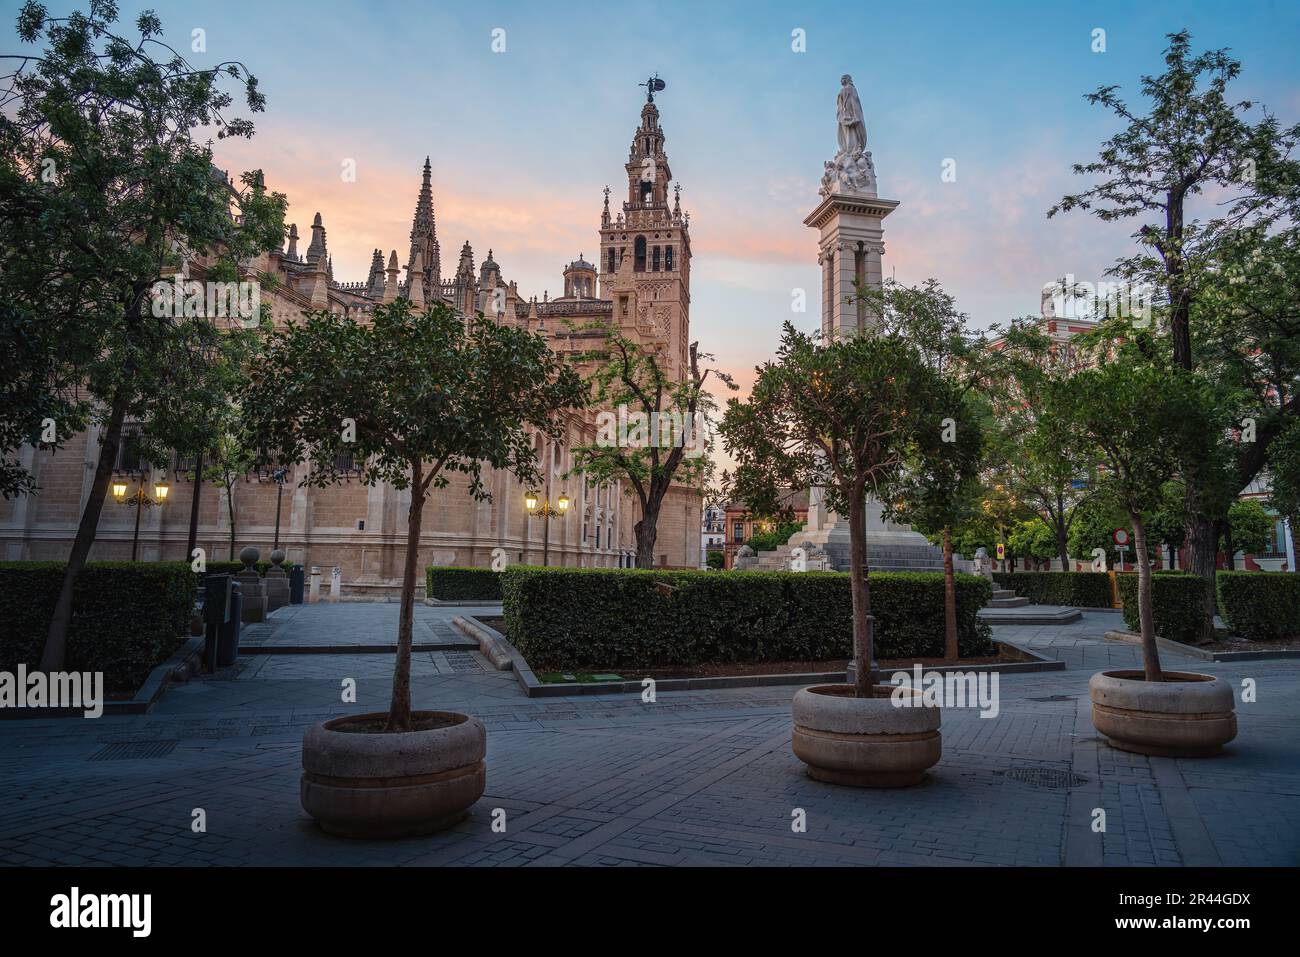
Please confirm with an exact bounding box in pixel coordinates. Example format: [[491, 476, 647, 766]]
[[1001, 767, 1087, 789], [89, 740, 178, 761]]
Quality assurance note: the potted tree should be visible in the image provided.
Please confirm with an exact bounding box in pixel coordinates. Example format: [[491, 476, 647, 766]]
[[245, 300, 584, 836], [720, 323, 957, 787], [1044, 355, 1236, 757]]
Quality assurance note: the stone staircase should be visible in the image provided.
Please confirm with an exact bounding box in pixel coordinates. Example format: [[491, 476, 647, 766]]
[[987, 587, 1029, 609]]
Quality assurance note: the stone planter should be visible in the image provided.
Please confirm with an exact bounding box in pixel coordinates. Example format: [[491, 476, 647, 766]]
[[301, 710, 486, 838], [1089, 670, 1236, 758], [791, 684, 941, 788]]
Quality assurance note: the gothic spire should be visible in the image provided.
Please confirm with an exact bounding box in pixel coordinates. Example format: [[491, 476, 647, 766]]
[[408, 156, 441, 298]]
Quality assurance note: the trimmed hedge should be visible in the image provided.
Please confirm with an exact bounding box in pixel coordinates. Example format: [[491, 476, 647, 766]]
[[993, 571, 1113, 608], [1216, 572, 1300, 642], [0, 561, 197, 693], [1116, 572, 1208, 646], [501, 566, 994, 670], [427, 566, 502, 601]]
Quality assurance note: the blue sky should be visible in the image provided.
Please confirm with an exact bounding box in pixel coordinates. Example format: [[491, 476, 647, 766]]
[[7, 0, 1300, 391]]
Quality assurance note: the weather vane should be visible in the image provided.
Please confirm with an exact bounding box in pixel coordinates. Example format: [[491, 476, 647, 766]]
[[640, 73, 666, 103]]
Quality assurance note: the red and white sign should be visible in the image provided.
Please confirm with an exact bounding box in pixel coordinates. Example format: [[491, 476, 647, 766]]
[[1112, 528, 1130, 546]]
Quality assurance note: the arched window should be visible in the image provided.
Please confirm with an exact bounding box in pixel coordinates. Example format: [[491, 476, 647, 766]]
[[607, 248, 616, 274], [652, 246, 661, 272], [634, 236, 647, 272], [665, 246, 674, 271]]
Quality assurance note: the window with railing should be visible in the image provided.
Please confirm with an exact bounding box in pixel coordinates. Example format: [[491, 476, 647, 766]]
[[114, 427, 149, 473]]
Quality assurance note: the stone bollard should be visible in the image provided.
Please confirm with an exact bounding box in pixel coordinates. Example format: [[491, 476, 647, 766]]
[[328, 566, 341, 603], [264, 548, 290, 612], [236, 546, 269, 623], [308, 566, 321, 603]]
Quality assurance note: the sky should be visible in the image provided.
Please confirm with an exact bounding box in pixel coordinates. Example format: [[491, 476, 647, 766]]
[[6, 0, 1300, 403]]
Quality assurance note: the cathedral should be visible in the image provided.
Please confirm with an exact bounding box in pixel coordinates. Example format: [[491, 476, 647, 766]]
[[0, 93, 704, 587]]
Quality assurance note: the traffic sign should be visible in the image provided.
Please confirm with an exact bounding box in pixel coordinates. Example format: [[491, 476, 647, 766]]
[[1112, 528, 1130, 546]]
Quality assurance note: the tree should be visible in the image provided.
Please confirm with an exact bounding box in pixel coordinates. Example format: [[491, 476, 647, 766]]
[[1045, 355, 1219, 681], [204, 417, 257, 561], [1222, 498, 1274, 567], [986, 319, 1101, 571], [856, 277, 989, 659], [1267, 418, 1300, 529], [1008, 519, 1058, 568], [1050, 29, 1300, 636], [721, 323, 953, 696], [1147, 481, 1189, 569], [243, 301, 584, 731], [573, 323, 734, 568], [1, 1, 286, 671], [882, 392, 983, 660]]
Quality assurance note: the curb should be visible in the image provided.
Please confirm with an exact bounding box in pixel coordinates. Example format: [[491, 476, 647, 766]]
[[1104, 629, 1300, 662], [424, 598, 503, 607], [238, 642, 478, 654], [450, 616, 514, 669], [457, 619, 1064, 698], [0, 634, 205, 721]]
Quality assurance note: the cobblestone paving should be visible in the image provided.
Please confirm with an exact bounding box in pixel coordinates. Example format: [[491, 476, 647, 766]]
[[1, 605, 1296, 867]]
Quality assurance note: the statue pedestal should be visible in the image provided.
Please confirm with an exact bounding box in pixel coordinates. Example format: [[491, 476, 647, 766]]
[[798, 487, 946, 573]]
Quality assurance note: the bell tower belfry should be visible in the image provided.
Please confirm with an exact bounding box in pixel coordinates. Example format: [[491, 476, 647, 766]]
[[599, 76, 692, 382]]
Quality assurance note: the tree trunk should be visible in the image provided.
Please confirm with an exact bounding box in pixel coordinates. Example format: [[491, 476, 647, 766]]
[[1223, 525, 1236, 571], [387, 461, 427, 732], [634, 508, 659, 569], [1055, 501, 1071, 572], [848, 490, 873, 697], [1184, 512, 1218, 642], [1131, 512, 1163, 683], [39, 391, 129, 672], [942, 525, 958, 662], [226, 483, 237, 561], [186, 450, 203, 562]]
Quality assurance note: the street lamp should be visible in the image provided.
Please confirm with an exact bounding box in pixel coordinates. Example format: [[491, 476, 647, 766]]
[[525, 489, 570, 567], [113, 478, 170, 561], [271, 467, 288, 550]]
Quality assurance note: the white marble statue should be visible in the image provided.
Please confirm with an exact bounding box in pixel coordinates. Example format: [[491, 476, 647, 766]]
[[837, 74, 868, 154], [820, 74, 877, 198]]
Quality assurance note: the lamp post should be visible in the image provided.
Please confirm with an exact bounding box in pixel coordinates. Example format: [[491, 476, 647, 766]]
[[525, 488, 570, 567], [112, 478, 170, 561], [271, 467, 288, 550]]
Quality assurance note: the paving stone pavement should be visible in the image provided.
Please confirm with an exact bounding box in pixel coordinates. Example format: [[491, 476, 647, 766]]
[[1, 604, 1296, 867]]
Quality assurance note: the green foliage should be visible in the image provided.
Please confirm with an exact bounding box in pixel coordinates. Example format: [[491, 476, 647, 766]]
[[1216, 571, 1300, 641], [243, 298, 585, 728], [1223, 498, 1274, 556], [571, 324, 735, 567], [1007, 520, 1058, 563], [501, 566, 994, 670], [1116, 573, 1209, 645], [426, 566, 502, 602], [993, 571, 1113, 608], [245, 300, 584, 499], [0, 1, 287, 497], [744, 520, 801, 554], [1267, 418, 1300, 526], [1068, 496, 1150, 566], [705, 550, 725, 570], [0, 561, 195, 692]]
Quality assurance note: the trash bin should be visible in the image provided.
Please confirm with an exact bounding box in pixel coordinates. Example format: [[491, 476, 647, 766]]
[[202, 573, 232, 673], [289, 563, 305, 604], [217, 581, 243, 667]]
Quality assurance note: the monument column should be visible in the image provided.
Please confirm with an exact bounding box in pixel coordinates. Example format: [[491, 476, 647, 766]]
[[793, 75, 944, 572]]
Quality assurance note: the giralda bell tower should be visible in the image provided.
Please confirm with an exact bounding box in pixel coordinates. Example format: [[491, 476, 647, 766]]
[[598, 75, 692, 383]]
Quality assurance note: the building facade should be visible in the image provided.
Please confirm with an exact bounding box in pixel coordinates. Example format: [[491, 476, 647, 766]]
[[0, 93, 704, 584]]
